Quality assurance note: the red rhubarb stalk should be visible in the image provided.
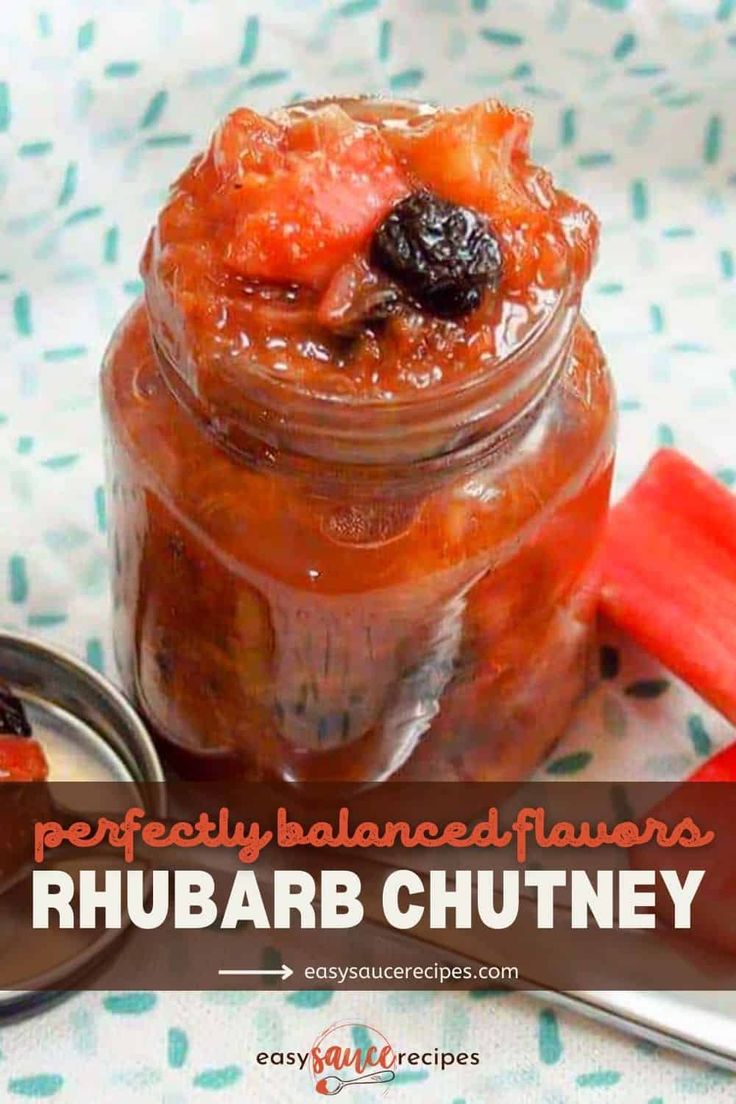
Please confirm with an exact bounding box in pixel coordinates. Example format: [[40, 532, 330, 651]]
[[599, 448, 736, 725]]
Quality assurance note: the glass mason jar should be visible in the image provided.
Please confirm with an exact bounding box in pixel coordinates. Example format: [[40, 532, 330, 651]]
[[101, 95, 616, 782], [102, 297, 614, 783]]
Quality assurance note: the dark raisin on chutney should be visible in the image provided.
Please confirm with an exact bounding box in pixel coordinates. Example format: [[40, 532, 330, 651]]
[[370, 190, 503, 318]]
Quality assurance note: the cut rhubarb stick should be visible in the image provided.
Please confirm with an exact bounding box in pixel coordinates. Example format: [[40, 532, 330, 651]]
[[688, 741, 736, 782], [599, 448, 736, 725], [632, 766, 736, 957]]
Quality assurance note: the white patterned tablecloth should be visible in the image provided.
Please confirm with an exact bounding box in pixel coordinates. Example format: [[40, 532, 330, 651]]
[[1, 2, 735, 1100]]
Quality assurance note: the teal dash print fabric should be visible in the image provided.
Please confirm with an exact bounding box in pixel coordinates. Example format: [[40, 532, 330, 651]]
[[1, 1, 735, 1100]]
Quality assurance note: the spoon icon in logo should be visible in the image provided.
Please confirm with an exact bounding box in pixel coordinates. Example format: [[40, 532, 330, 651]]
[[315, 1069, 396, 1095]]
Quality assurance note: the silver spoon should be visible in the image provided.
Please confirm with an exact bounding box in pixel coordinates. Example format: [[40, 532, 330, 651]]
[[316, 1069, 395, 1095]]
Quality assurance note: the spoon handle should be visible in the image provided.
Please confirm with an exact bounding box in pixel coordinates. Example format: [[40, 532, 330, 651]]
[[346, 1069, 395, 1085]]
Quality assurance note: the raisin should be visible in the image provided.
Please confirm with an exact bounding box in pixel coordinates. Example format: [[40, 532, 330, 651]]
[[0, 679, 32, 738], [370, 190, 502, 319]]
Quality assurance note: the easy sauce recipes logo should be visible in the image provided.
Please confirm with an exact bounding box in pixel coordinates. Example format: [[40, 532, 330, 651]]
[[310, 1023, 396, 1095], [255, 1020, 481, 1093]]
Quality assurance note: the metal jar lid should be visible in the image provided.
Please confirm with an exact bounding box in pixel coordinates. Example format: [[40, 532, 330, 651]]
[[0, 631, 164, 784], [0, 631, 165, 1019]]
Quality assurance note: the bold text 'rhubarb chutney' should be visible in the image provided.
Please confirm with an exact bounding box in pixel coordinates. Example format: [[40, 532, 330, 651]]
[[101, 97, 616, 781]]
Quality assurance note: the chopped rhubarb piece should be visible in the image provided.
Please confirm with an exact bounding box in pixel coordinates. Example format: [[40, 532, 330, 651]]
[[386, 100, 598, 290], [599, 448, 736, 724], [0, 737, 48, 782], [213, 105, 410, 287], [387, 100, 535, 220]]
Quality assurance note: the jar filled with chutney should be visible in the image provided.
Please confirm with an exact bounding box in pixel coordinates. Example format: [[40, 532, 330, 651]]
[[101, 96, 616, 781]]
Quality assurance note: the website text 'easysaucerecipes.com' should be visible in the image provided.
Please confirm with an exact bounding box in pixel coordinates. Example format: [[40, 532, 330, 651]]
[[303, 962, 520, 985]]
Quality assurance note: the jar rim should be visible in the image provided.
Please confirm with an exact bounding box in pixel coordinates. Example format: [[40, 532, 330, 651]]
[[219, 280, 569, 415], [153, 287, 578, 469]]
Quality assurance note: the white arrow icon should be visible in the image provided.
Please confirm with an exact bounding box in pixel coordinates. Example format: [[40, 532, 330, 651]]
[[218, 964, 294, 981]]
